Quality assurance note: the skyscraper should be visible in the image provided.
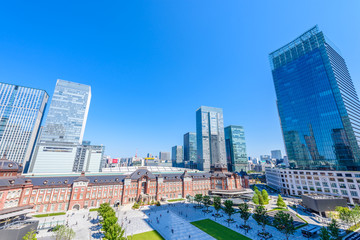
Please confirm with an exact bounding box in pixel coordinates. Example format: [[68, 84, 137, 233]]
[[271, 150, 282, 160], [159, 151, 170, 161], [0, 83, 48, 168], [40, 79, 91, 144], [269, 25, 360, 171], [196, 106, 226, 171], [171, 145, 183, 167], [224, 125, 248, 172], [183, 132, 197, 164], [29, 79, 92, 173]]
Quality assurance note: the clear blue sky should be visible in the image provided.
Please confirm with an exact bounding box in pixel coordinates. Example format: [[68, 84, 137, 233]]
[[1, 1, 360, 158]]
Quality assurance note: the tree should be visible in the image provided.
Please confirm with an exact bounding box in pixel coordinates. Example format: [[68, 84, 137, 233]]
[[238, 203, 251, 227], [261, 189, 269, 204], [336, 206, 352, 225], [350, 205, 360, 226], [255, 189, 261, 197], [319, 227, 331, 240], [253, 205, 269, 233], [194, 194, 203, 208], [99, 203, 112, 217], [23, 230, 37, 240], [104, 223, 127, 240], [252, 193, 259, 205], [53, 225, 75, 240], [328, 219, 340, 240], [213, 196, 222, 216], [103, 216, 118, 233], [202, 195, 211, 212], [276, 194, 286, 208], [253, 186, 258, 191], [223, 200, 235, 226], [258, 194, 265, 206], [273, 211, 295, 240]]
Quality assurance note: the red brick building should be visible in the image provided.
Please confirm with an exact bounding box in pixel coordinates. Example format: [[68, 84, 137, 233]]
[[0, 157, 249, 213]]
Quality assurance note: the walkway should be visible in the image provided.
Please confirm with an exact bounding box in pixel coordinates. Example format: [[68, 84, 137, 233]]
[[145, 209, 215, 240]]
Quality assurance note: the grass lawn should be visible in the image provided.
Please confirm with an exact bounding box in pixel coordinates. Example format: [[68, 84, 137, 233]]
[[191, 219, 252, 240], [132, 230, 164, 240], [167, 198, 185, 202], [33, 212, 66, 218]]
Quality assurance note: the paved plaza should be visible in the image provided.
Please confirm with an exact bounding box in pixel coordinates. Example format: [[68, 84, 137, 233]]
[[35, 201, 331, 240]]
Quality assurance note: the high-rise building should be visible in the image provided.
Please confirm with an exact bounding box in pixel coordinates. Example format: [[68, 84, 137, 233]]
[[40, 79, 91, 144], [183, 132, 197, 164], [30, 80, 92, 173], [72, 141, 105, 172], [0, 83, 48, 168], [271, 150, 282, 160], [224, 125, 248, 172], [171, 145, 183, 167], [269, 25, 360, 171], [159, 151, 170, 161], [196, 106, 226, 171]]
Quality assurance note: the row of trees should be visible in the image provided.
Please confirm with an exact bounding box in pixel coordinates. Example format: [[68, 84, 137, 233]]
[[98, 203, 128, 240], [221, 200, 296, 240], [252, 186, 269, 205]]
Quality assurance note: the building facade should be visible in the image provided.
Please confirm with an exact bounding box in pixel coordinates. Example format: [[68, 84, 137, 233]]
[[271, 150, 282, 160], [196, 106, 226, 171], [269, 26, 360, 171], [40, 79, 91, 144], [224, 125, 248, 172], [72, 142, 105, 173], [30, 80, 93, 173], [159, 152, 170, 161], [266, 167, 360, 204], [0, 158, 247, 214], [183, 132, 197, 164], [0, 83, 48, 168], [171, 145, 183, 167]]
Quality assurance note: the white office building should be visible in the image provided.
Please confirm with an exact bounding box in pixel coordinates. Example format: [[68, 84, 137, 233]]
[[266, 167, 360, 204]]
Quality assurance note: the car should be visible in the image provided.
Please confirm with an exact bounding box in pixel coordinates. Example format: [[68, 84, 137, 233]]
[[338, 229, 346, 236], [47, 227, 54, 232]]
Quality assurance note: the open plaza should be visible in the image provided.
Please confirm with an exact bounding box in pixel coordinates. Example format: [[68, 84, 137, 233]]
[[32, 196, 349, 240]]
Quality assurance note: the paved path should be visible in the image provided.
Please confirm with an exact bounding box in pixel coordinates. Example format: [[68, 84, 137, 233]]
[[145, 209, 215, 240]]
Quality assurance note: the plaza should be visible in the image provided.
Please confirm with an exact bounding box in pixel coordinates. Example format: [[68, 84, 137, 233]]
[[34, 200, 332, 240]]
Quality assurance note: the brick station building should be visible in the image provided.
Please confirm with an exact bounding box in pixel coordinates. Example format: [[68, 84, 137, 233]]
[[0, 155, 249, 214]]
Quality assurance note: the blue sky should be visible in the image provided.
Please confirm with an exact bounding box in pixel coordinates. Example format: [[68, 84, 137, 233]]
[[1, 1, 360, 158]]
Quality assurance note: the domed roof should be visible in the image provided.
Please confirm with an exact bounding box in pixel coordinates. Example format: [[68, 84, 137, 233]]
[[0, 153, 20, 170]]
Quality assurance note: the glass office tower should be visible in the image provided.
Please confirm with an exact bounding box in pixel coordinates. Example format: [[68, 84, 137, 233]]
[[184, 132, 197, 163], [0, 83, 48, 167], [40, 79, 91, 144], [171, 145, 183, 167], [196, 106, 226, 171], [30, 79, 92, 173], [225, 125, 248, 172], [269, 26, 360, 170]]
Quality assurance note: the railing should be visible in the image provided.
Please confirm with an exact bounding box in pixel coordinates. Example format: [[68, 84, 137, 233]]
[[0, 220, 38, 230]]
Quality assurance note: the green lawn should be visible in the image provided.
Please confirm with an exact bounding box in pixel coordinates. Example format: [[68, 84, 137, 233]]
[[33, 212, 66, 218], [191, 219, 252, 240], [132, 230, 164, 240], [167, 198, 185, 202]]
